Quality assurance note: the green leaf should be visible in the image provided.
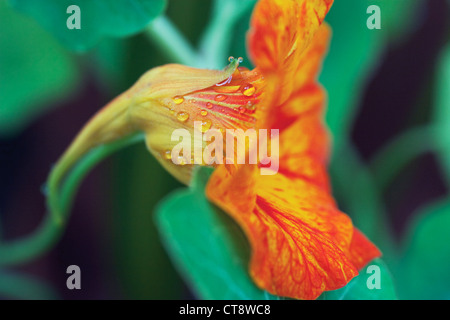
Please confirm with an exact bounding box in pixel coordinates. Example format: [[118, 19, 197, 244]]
[[396, 200, 450, 300], [323, 0, 422, 261], [156, 167, 281, 300], [322, 0, 380, 149], [319, 259, 397, 300], [433, 44, 450, 186], [90, 38, 129, 93], [0, 0, 79, 136], [0, 270, 59, 300], [9, 0, 167, 52], [322, 0, 422, 148], [380, 0, 423, 40]]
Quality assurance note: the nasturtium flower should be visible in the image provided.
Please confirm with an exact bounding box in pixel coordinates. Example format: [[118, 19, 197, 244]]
[[55, 0, 381, 299]]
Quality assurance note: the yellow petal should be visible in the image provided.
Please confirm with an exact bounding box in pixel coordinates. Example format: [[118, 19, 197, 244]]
[[53, 61, 241, 187], [131, 63, 265, 184], [129, 62, 240, 103], [247, 0, 333, 129]]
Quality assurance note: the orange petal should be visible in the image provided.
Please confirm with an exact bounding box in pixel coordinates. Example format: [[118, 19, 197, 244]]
[[248, 0, 333, 73], [249, 22, 331, 130], [277, 99, 330, 190], [204, 0, 381, 301], [175, 68, 264, 132], [348, 229, 382, 270], [291, 24, 332, 91], [206, 165, 368, 300], [248, 0, 333, 107]]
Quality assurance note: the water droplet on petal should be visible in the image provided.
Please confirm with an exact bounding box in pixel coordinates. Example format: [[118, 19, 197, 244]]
[[164, 150, 172, 160], [206, 102, 213, 109], [241, 84, 256, 96], [239, 106, 246, 114], [200, 120, 212, 133], [173, 96, 184, 105], [201, 110, 208, 116], [177, 155, 187, 166], [215, 94, 227, 102], [246, 101, 256, 111], [176, 111, 189, 122]]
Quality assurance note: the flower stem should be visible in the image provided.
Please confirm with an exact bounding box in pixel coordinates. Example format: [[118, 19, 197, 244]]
[[369, 126, 440, 192], [145, 16, 199, 67], [198, 0, 257, 69], [0, 133, 145, 266]]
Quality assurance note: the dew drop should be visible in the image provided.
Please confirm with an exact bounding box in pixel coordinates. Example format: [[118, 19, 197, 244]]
[[246, 101, 256, 111], [172, 96, 184, 105], [215, 94, 227, 102], [200, 120, 212, 133], [239, 106, 246, 114], [206, 102, 213, 109], [241, 84, 256, 96], [228, 56, 235, 62], [163, 150, 172, 160], [176, 111, 189, 122], [201, 110, 208, 116], [237, 57, 244, 64], [177, 155, 187, 166]]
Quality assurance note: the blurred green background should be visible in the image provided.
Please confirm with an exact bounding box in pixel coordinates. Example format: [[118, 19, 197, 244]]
[[0, 0, 449, 300]]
